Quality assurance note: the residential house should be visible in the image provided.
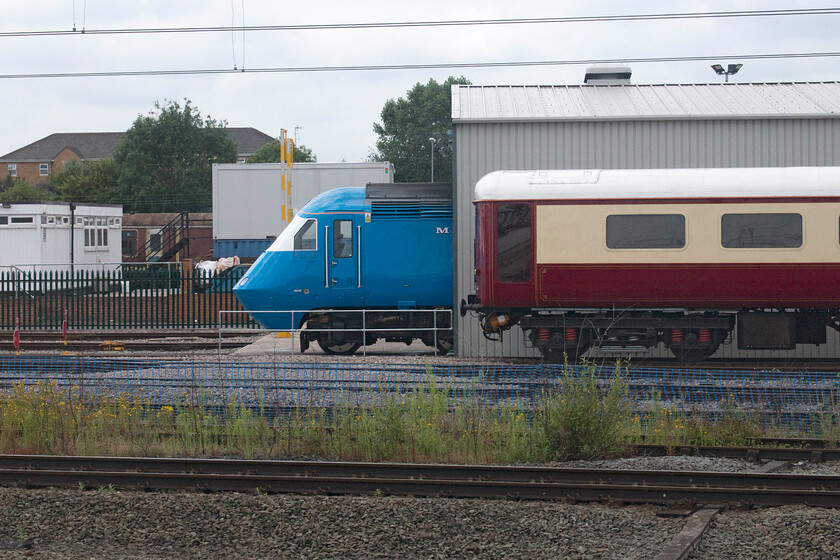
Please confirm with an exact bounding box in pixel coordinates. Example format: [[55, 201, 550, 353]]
[[0, 128, 274, 185]]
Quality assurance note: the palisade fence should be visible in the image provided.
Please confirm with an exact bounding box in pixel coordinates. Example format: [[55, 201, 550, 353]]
[[0, 264, 258, 330]]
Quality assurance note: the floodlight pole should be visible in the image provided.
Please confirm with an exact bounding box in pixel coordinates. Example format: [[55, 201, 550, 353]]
[[429, 137, 436, 182], [711, 63, 743, 83]]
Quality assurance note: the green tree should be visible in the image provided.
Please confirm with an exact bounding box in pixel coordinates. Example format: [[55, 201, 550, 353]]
[[113, 99, 237, 212], [0, 175, 52, 202], [371, 76, 470, 183], [247, 141, 317, 163], [50, 159, 120, 204]]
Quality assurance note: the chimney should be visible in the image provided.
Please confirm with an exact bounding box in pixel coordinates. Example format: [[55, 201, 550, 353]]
[[584, 66, 632, 85]]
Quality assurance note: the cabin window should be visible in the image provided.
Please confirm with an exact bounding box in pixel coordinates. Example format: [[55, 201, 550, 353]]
[[293, 218, 317, 251], [10, 216, 34, 225], [606, 214, 686, 249], [721, 213, 802, 248], [496, 204, 531, 282], [333, 220, 353, 258], [122, 230, 137, 254], [148, 232, 161, 253]]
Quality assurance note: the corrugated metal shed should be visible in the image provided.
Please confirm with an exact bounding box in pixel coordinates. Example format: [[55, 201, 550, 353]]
[[453, 82, 840, 122], [452, 81, 840, 360]]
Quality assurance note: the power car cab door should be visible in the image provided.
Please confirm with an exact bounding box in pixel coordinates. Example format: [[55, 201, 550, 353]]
[[326, 218, 358, 290]]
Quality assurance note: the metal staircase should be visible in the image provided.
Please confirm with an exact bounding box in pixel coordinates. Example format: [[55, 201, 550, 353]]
[[125, 212, 190, 263]]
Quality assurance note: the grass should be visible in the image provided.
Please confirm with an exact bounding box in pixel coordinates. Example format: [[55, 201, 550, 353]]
[[0, 366, 831, 462]]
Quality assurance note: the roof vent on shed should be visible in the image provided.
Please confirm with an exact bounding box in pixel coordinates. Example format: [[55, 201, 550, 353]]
[[584, 66, 632, 85]]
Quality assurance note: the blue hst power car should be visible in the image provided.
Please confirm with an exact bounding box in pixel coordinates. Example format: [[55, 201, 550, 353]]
[[233, 183, 453, 355]]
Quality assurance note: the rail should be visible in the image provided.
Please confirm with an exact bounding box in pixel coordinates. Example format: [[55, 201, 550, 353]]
[[1, 454, 838, 507], [218, 308, 453, 356]]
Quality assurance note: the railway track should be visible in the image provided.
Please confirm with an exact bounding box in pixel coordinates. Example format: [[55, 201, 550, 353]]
[[0, 330, 837, 368], [0, 330, 258, 352], [634, 441, 840, 463], [1, 454, 839, 508]]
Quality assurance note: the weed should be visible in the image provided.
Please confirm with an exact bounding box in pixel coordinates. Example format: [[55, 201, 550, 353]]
[[537, 362, 630, 461]]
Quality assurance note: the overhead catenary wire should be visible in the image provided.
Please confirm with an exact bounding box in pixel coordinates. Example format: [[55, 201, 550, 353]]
[[1, 51, 838, 79], [1, 7, 839, 38]]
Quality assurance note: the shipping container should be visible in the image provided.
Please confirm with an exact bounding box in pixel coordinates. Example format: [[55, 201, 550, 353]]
[[212, 162, 394, 257]]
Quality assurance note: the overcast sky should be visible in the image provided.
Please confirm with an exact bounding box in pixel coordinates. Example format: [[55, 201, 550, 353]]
[[1, 0, 838, 163]]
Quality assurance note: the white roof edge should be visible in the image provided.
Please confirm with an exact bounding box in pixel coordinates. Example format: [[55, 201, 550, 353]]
[[452, 83, 840, 121], [451, 84, 461, 120], [452, 114, 840, 123], [474, 167, 840, 201], [452, 81, 840, 89]]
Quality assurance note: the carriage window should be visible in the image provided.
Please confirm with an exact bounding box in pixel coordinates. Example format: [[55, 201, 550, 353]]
[[496, 204, 531, 282], [606, 214, 685, 249], [293, 219, 317, 251], [333, 220, 353, 258], [721, 213, 802, 248]]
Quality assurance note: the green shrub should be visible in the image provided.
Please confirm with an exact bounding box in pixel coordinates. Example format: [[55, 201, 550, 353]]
[[537, 363, 629, 461]]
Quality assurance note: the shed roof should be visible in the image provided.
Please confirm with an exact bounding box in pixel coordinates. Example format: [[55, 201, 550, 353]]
[[452, 82, 840, 122]]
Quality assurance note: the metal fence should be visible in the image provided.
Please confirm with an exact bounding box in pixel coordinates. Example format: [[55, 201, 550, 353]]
[[0, 265, 256, 330], [0, 356, 836, 428]]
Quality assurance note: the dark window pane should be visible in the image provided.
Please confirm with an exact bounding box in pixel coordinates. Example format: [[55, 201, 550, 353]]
[[333, 220, 353, 258], [294, 219, 317, 251], [122, 230, 137, 254], [721, 213, 802, 248], [496, 204, 531, 282], [606, 214, 686, 249], [149, 232, 161, 252]]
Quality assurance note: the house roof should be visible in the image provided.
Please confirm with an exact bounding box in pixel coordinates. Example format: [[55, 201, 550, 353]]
[[452, 82, 840, 122], [0, 132, 123, 163], [225, 128, 275, 156], [0, 127, 274, 163]]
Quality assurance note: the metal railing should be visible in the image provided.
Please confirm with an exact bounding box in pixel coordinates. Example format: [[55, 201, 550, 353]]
[[218, 308, 453, 356]]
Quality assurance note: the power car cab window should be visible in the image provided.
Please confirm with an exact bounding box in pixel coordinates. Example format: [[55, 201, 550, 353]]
[[333, 220, 353, 258], [606, 214, 686, 249], [721, 213, 802, 248], [294, 218, 317, 251], [496, 204, 531, 282]]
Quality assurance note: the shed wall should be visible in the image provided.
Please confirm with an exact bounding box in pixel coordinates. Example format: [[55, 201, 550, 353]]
[[454, 118, 840, 358]]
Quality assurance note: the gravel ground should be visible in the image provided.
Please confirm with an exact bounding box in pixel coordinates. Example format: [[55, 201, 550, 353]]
[[0, 489, 680, 559], [787, 460, 840, 474], [0, 455, 838, 559], [693, 506, 840, 559]]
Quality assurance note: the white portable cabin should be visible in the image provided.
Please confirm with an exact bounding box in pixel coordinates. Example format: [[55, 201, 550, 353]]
[[0, 202, 122, 272], [212, 162, 394, 257]]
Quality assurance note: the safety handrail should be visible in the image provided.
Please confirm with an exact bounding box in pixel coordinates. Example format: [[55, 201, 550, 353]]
[[218, 307, 454, 357]]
